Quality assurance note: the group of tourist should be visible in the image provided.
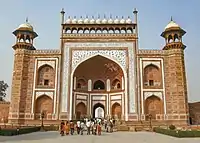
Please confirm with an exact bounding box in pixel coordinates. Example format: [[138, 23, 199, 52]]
[[60, 118, 115, 136]]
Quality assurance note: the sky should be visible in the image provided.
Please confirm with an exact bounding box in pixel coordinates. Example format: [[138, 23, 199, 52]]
[[0, 0, 199, 102]]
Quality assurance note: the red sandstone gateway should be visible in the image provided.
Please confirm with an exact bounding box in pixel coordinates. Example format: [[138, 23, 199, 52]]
[[7, 8, 188, 126]]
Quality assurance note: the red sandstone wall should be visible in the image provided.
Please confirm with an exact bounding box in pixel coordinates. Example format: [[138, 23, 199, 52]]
[[0, 101, 10, 123], [189, 102, 200, 125]]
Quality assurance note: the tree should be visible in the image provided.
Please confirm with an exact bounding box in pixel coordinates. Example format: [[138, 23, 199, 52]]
[[0, 80, 8, 101]]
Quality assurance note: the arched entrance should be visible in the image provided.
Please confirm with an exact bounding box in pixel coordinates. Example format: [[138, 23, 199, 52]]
[[72, 55, 125, 119], [35, 95, 53, 119], [145, 95, 163, 120], [112, 102, 122, 119], [75, 102, 87, 119], [93, 103, 105, 118]]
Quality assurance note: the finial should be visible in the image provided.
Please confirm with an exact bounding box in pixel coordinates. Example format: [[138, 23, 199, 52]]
[[116, 16, 118, 19], [92, 16, 94, 19], [104, 14, 106, 18], [122, 16, 124, 19], [25, 17, 28, 23], [171, 16, 173, 21], [133, 8, 138, 14], [98, 14, 100, 19], [110, 14, 112, 19], [80, 16, 83, 19], [86, 15, 88, 18], [61, 8, 65, 14], [74, 16, 76, 19]]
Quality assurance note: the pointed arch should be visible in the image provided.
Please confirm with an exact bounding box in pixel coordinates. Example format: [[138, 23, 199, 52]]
[[35, 95, 53, 119], [111, 78, 121, 89], [75, 102, 87, 119], [37, 64, 55, 88], [93, 80, 105, 90], [143, 64, 161, 87], [174, 34, 179, 42], [76, 78, 87, 89], [145, 95, 163, 120], [112, 102, 122, 118], [168, 35, 173, 43]]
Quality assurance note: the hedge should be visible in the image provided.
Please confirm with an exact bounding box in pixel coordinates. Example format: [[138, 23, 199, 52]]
[[0, 126, 40, 136], [153, 127, 200, 138]]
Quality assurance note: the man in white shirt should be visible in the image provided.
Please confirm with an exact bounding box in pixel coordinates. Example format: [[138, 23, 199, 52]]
[[86, 120, 91, 135]]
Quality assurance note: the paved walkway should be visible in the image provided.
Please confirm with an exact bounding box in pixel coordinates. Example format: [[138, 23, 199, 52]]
[[0, 131, 200, 143]]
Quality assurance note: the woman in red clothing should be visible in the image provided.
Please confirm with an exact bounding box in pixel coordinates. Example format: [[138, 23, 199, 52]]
[[97, 123, 101, 135]]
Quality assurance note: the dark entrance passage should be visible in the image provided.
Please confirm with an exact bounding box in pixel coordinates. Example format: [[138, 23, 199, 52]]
[[93, 103, 105, 118]]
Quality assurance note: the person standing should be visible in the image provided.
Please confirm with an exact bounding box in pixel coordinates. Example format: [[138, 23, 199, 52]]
[[65, 121, 70, 135], [104, 119, 107, 130], [86, 120, 91, 135], [93, 123, 97, 135], [97, 123, 101, 135], [80, 120, 85, 135], [76, 120, 81, 135], [70, 120, 75, 135], [60, 120, 65, 136]]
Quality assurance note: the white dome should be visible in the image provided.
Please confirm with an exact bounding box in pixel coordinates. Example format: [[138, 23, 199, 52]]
[[108, 19, 114, 24], [120, 19, 126, 24], [84, 18, 89, 24], [90, 19, 95, 24], [102, 19, 107, 24], [72, 18, 77, 24], [66, 17, 72, 24], [126, 18, 132, 24], [96, 19, 101, 24], [165, 20, 180, 30], [78, 18, 83, 24], [114, 18, 120, 24], [18, 23, 33, 31]]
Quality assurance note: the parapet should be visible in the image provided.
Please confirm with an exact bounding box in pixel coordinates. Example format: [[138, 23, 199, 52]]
[[62, 16, 137, 34]]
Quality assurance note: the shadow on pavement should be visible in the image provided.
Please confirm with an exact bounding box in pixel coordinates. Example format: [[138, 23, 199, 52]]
[[0, 131, 112, 142], [0, 131, 60, 142]]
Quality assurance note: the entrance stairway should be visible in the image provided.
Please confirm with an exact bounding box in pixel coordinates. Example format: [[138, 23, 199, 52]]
[[114, 120, 166, 132]]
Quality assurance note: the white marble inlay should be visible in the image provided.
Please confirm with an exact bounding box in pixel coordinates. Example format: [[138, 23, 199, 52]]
[[37, 60, 55, 69], [35, 91, 54, 99], [61, 48, 70, 112], [63, 42, 136, 118], [111, 95, 121, 100], [72, 50, 126, 72], [92, 96, 106, 100], [144, 91, 162, 100], [143, 61, 160, 69], [77, 95, 87, 100]]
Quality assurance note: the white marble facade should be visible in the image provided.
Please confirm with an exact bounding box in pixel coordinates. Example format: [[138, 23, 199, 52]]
[[61, 42, 137, 121]]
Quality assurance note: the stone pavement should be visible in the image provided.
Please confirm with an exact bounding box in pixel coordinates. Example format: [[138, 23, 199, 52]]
[[0, 131, 200, 143]]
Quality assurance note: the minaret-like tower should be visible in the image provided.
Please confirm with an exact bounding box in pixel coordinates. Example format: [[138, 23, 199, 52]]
[[161, 17, 186, 50], [9, 19, 38, 124], [161, 18, 188, 124], [12, 18, 38, 50]]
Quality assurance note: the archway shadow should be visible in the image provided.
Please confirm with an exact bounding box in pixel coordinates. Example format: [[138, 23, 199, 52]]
[[93, 103, 105, 118]]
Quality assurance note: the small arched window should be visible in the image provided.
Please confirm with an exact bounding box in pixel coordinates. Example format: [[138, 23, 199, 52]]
[[93, 80, 105, 90], [112, 79, 121, 90]]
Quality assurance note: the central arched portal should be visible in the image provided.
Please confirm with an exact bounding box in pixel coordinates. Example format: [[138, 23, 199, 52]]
[[93, 103, 105, 118], [72, 55, 125, 119]]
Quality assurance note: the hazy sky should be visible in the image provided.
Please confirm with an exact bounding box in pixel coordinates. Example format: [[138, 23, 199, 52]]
[[0, 0, 199, 102]]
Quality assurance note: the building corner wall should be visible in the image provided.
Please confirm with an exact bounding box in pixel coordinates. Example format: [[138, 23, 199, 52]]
[[8, 49, 34, 124], [163, 49, 188, 124]]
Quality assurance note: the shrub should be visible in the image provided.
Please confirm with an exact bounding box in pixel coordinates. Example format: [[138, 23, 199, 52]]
[[153, 127, 200, 138], [0, 127, 40, 136], [169, 125, 176, 130]]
